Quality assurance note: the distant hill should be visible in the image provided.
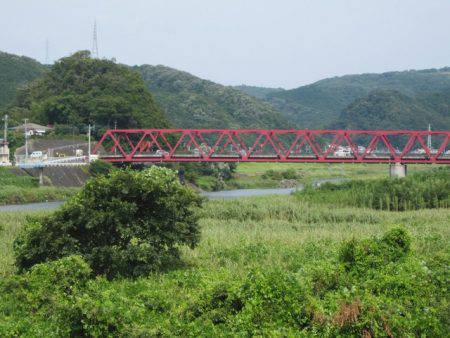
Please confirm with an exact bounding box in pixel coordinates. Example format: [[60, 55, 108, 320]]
[[232, 85, 284, 99], [1, 49, 448, 131], [263, 68, 450, 128], [135, 65, 287, 128], [334, 90, 450, 130], [10, 51, 169, 131], [0, 51, 46, 108]]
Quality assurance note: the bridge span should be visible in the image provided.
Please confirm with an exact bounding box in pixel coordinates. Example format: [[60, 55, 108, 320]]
[[93, 129, 450, 165]]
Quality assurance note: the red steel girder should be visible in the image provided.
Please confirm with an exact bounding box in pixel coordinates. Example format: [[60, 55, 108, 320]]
[[92, 129, 450, 164]]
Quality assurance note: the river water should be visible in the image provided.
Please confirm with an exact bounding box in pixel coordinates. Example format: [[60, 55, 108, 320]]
[[0, 178, 346, 212]]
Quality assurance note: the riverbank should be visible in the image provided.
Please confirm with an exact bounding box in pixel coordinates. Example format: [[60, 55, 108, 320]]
[[208, 162, 443, 191], [0, 167, 79, 205]]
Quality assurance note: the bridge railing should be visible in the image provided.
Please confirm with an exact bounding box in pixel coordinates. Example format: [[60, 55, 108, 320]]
[[92, 129, 450, 164]]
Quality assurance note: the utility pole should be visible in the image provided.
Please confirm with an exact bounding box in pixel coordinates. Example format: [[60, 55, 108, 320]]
[[2, 114, 7, 144], [427, 124, 432, 151], [114, 121, 117, 156], [24, 118, 29, 159], [88, 123, 91, 162]]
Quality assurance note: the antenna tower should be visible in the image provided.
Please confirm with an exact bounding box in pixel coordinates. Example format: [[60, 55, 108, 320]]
[[92, 20, 99, 58], [45, 38, 49, 64]]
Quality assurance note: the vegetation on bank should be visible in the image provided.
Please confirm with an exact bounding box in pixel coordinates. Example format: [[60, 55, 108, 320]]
[[0, 168, 77, 205], [296, 167, 450, 211], [0, 193, 449, 336]]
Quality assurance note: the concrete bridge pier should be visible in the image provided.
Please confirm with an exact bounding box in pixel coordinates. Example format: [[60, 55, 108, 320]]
[[389, 163, 407, 178], [38, 167, 44, 186]]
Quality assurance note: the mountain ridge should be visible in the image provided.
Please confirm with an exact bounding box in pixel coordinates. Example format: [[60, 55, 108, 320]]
[[135, 64, 288, 128]]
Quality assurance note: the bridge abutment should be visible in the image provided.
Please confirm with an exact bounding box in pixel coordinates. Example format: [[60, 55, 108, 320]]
[[389, 163, 407, 178]]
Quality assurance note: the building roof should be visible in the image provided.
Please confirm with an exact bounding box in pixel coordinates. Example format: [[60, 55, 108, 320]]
[[12, 123, 53, 131]]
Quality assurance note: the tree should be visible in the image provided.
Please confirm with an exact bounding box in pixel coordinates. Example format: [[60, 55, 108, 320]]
[[11, 51, 170, 135], [88, 159, 114, 177], [14, 166, 202, 278]]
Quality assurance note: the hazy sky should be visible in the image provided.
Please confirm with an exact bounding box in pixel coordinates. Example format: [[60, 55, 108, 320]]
[[1, 0, 449, 88]]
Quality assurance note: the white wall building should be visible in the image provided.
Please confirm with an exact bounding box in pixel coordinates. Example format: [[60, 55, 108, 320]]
[[0, 141, 11, 166]]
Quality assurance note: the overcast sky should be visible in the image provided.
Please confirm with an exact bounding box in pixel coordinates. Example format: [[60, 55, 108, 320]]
[[1, 0, 449, 88]]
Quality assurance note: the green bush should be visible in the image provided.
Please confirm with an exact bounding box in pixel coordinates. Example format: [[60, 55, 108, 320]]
[[262, 168, 300, 180], [87, 159, 114, 177], [181, 228, 448, 336], [339, 227, 411, 272], [13, 166, 202, 278]]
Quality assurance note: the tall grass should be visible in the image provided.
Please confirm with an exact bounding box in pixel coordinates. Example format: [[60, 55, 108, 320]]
[[296, 167, 449, 211]]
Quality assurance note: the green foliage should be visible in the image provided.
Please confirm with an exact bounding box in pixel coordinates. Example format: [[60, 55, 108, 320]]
[[0, 186, 77, 205], [10, 51, 169, 134], [1, 196, 449, 336], [262, 168, 299, 180], [0, 168, 78, 205], [335, 89, 450, 130], [232, 85, 285, 99], [0, 51, 46, 108], [163, 162, 236, 191], [0, 167, 37, 188], [136, 65, 287, 128], [87, 159, 114, 177], [13, 166, 202, 278], [297, 167, 450, 211], [339, 227, 411, 272], [181, 228, 447, 336], [264, 67, 450, 128]]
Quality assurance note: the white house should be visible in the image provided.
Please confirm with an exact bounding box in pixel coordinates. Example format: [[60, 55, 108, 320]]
[[12, 123, 53, 136]]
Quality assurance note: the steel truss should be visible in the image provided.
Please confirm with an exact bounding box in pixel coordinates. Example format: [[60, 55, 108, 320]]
[[93, 129, 450, 164]]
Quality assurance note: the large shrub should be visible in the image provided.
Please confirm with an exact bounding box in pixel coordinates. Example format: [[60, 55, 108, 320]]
[[13, 166, 202, 278]]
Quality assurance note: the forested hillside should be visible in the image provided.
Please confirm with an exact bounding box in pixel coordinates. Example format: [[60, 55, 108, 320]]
[[0, 51, 46, 108], [1, 49, 448, 131], [335, 90, 450, 130], [136, 65, 287, 128], [249, 68, 450, 128], [232, 85, 284, 99], [9, 51, 169, 131]]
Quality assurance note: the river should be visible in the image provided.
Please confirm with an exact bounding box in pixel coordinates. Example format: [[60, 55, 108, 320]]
[[0, 178, 346, 212]]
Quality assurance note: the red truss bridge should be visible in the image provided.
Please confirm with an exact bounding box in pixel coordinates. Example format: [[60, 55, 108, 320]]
[[93, 129, 450, 164]]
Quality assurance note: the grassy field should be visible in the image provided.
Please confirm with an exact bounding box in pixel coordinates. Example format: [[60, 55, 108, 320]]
[[1, 193, 449, 335], [0, 167, 78, 205], [229, 162, 442, 189]]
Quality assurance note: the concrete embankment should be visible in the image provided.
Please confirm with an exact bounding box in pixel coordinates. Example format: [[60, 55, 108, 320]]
[[9, 166, 89, 187]]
